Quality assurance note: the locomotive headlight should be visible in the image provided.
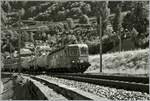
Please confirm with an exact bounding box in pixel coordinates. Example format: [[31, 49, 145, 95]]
[[72, 60, 75, 63], [80, 60, 84, 63]]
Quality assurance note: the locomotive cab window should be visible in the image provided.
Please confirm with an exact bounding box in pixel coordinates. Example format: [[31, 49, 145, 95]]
[[69, 47, 79, 56], [80, 47, 88, 55]]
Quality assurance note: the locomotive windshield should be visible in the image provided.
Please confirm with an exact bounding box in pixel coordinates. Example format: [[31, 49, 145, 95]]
[[69, 47, 79, 56], [67, 44, 88, 56]]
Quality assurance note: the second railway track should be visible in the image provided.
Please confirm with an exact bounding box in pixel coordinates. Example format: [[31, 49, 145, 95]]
[[24, 74, 108, 100], [49, 73, 149, 93]]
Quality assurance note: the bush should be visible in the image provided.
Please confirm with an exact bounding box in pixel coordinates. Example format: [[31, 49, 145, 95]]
[[79, 14, 90, 24], [87, 39, 114, 54], [66, 18, 75, 29]]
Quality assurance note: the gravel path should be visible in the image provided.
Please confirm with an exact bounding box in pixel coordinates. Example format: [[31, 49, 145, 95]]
[[38, 75, 150, 100]]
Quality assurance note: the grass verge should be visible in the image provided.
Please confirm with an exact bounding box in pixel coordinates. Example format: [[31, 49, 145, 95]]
[[85, 49, 149, 75]]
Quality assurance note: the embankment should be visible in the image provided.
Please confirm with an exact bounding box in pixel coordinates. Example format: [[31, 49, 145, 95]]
[[1, 73, 47, 100]]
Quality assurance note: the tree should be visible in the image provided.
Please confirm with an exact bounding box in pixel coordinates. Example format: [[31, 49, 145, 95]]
[[1, 3, 27, 54], [82, 3, 91, 15], [1, 1, 11, 13], [123, 2, 148, 33], [1, 34, 15, 53], [94, 1, 110, 72], [66, 18, 75, 29], [122, 1, 149, 48], [79, 14, 90, 24], [70, 7, 82, 19], [104, 24, 118, 51], [112, 3, 123, 52], [108, 1, 133, 14], [94, 1, 110, 34]]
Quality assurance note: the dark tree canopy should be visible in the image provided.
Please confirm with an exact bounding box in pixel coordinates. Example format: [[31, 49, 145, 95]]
[[1, 1, 149, 55]]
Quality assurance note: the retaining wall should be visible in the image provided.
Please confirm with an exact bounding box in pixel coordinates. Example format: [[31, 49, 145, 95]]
[[1, 73, 48, 100]]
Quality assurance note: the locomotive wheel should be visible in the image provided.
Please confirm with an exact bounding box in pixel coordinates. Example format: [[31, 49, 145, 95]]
[[57, 68, 60, 73], [72, 67, 76, 73], [61, 68, 64, 73], [51, 69, 54, 73], [74, 67, 79, 73]]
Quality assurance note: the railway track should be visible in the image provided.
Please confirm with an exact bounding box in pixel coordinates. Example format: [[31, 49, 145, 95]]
[[53, 73, 149, 83], [49, 73, 149, 93], [24, 74, 108, 100]]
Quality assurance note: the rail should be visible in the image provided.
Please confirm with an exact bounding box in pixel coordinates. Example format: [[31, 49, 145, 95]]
[[50, 73, 149, 93], [25, 75, 109, 100]]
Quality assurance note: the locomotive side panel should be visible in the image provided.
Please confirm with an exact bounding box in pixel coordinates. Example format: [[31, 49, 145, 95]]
[[47, 52, 59, 69], [65, 47, 72, 68], [47, 54, 51, 69], [32, 57, 38, 70], [55, 50, 64, 68], [53, 52, 58, 68], [55, 48, 71, 69], [37, 54, 48, 68], [62, 49, 70, 68], [21, 57, 30, 70], [47, 53, 55, 69], [56, 50, 61, 68], [47, 48, 71, 71], [56, 49, 67, 68]]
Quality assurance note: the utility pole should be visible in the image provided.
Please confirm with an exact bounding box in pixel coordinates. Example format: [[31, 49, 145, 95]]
[[18, 10, 22, 73], [97, 16, 102, 72], [17, 8, 25, 73]]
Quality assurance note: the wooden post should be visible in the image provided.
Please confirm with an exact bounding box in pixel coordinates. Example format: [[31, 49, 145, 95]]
[[97, 16, 102, 72]]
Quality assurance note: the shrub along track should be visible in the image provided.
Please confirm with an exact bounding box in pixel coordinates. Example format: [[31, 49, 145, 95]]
[[49, 73, 149, 93]]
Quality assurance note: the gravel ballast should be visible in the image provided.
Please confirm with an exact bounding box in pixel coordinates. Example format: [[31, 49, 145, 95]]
[[38, 75, 150, 100]]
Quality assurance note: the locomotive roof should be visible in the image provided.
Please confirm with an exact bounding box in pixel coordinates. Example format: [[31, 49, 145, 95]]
[[48, 44, 88, 56]]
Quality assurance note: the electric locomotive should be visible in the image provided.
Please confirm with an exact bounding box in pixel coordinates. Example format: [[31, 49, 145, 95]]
[[47, 44, 90, 73]]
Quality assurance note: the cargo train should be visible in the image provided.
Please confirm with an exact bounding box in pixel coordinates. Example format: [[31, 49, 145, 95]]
[[2, 44, 91, 73]]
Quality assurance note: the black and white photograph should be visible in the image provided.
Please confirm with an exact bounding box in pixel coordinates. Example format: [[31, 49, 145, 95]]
[[1, 0, 149, 100]]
